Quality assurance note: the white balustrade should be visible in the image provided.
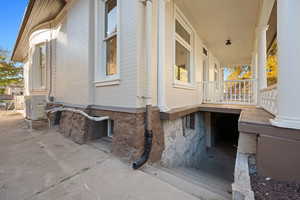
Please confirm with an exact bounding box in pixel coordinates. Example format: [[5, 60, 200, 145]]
[[201, 79, 256, 105], [260, 85, 278, 115]]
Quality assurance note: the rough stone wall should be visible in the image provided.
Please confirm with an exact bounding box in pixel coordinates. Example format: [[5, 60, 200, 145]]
[[88, 107, 164, 163], [47, 105, 165, 163], [59, 111, 88, 144], [161, 112, 206, 168]]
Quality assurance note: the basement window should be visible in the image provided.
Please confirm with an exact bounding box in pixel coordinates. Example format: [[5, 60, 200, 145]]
[[183, 113, 195, 130], [107, 120, 114, 138]]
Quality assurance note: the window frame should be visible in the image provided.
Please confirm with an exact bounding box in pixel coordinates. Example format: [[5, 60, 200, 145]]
[[173, 6, 195, 89], [32, 42, 47, 91], [95, 0, 120, 87]]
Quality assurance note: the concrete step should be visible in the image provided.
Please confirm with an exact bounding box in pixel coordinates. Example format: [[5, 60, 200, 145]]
[[142, 165, 232, 200], [166, 167, 232, 195]]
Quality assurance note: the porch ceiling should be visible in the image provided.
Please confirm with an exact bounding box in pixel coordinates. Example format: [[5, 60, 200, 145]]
[[175, 0, 260, 65]]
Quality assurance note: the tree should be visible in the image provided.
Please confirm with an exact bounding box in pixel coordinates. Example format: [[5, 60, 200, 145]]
[[0, 49, 23, 94], [266, 40, 278, 86]]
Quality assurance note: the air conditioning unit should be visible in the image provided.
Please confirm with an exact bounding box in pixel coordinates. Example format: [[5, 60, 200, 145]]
[[24, 95, 47, 120]]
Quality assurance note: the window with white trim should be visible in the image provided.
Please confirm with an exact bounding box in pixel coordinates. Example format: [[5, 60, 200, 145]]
[[33, 43, 47, 90], [104, 0, 117, 76], [174, 12, 193, 84]]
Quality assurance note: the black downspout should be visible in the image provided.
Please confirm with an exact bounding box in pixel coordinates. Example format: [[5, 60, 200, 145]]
[[132, 130, 153, 169]]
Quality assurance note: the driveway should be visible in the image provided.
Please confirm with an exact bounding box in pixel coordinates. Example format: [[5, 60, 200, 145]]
[[0, 111, 200, 200]]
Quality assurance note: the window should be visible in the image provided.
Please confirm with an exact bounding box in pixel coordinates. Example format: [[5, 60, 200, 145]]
[[39, 44, 47, 88], [104, 0, 117, 76], [214, 64, 218, 81], [33, 43, 47, 90], [184, 113, 195, 130], [107, 120, 114, 138], [182, 113, 195, 136], [174, 13, 193, 84]]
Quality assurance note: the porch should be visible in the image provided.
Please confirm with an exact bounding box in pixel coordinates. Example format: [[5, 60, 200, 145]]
[[155, 0, 300, 128]]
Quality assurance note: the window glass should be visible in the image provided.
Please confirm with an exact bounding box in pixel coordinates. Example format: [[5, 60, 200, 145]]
[[175, 41, 190, 83], [105, 0, 117, 37], [35, 44, 46, 89], [106, 36, 117, 75], [176, 20, 190, 44]]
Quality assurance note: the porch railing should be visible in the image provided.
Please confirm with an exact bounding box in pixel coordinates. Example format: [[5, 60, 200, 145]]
[[201, 79, 256, 105], [260, 85, 278, 115]]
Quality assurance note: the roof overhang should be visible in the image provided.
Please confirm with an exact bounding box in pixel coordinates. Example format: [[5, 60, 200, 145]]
[[11, 0, 67, 62]]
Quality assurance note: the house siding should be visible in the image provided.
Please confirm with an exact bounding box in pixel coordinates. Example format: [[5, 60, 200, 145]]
[[163, 0, 222, 110], [93, 0, 140, 108], [55, 0, 91, 105]]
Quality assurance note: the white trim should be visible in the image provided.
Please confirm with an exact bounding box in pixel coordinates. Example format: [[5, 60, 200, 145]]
[[172, 4, 195, 87], [157, 0, 169, 112], [173, 82, 196, 90], [271, 116, 300, 130], [94, 78, 120, 87]]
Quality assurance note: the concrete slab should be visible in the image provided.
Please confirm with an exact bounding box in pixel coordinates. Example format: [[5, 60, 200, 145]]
[[0, 112, 202, 200]]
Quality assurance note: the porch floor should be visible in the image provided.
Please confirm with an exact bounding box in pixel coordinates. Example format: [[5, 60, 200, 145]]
[[160, 103, 257, 120]]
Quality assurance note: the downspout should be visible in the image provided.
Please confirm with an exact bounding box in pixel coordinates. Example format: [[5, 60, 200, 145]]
[[133, 0, 153, 170], [48, 25, 53, 102]]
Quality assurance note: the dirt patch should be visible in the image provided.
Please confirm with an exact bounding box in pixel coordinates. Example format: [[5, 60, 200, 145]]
[[249, 156, 300, 200]]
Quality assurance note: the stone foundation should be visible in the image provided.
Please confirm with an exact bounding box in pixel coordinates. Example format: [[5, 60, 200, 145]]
[[88, 107, 164, 163], [48, 104, 165, 163], [59, 111, 89, 144], [161, 112, 206, 168]]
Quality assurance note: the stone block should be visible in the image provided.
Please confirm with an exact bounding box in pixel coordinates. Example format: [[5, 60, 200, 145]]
[[238, 132, 257, 154]]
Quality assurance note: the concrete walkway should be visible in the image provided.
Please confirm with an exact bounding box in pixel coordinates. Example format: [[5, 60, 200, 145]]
[[0, 112, 201, 200]]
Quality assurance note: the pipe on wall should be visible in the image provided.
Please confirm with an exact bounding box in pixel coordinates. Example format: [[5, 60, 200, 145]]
[[132, 0, 153, 169]]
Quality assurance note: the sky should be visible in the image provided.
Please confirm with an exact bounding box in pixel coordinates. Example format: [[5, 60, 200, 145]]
[[0, 0, 29, 54]]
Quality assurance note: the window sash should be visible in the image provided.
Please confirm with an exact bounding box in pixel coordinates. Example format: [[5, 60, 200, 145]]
[[174, 10, 193, 84], [105, 35, 117, 76], [105, 0, 117, 37]]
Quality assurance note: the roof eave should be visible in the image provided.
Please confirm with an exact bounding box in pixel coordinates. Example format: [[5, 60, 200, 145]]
[[11, 0, 36, 62]]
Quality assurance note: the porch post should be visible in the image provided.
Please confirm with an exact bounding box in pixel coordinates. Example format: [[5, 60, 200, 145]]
[[157, 0, 168, 111], [257, 26, 268, 91], [270, 0, 300, 129], [256, 26, 268, 106]]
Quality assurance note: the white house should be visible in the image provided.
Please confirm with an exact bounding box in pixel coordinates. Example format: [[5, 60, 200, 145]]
[[12, 0, 300, 194]]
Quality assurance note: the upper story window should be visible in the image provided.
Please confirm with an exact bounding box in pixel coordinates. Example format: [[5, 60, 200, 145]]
[[174, 10, 193, 84], [104, 0, 117, 76]]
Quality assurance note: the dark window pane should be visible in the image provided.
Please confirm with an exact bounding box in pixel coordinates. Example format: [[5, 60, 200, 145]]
[[106, 36, 117, 75], [176, 20, 190, 44]]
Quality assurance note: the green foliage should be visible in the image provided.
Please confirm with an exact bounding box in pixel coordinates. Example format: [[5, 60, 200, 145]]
[[0, 49, 23, 87]]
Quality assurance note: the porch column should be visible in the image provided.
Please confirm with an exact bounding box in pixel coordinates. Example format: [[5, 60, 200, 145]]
[[257, 26, 268, 91], [157, 0, 168, 111], [270, 0, 300, 129]]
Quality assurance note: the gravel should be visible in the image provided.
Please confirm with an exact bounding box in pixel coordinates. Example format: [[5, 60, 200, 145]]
[[249, 155, 300, 200]]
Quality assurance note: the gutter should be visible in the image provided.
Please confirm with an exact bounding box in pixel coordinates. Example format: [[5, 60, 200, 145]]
[[11, 0, 36, 61]]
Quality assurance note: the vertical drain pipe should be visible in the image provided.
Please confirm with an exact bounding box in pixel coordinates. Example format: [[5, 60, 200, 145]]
[[133, 0, 153, 169]]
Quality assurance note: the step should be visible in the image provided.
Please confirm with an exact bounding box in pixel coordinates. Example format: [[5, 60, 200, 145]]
[[142, 165, 232, 200]]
